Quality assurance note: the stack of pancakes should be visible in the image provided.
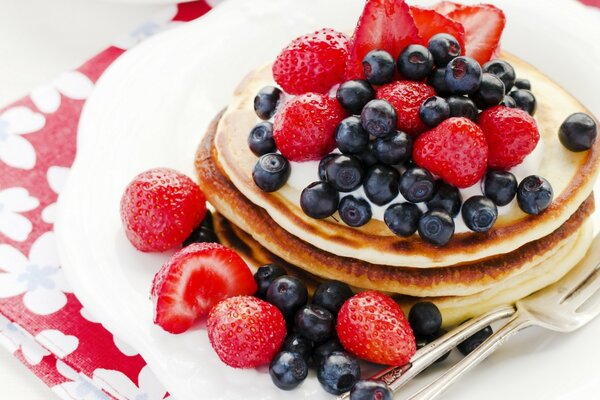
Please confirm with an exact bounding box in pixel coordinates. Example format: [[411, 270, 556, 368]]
[[196, 53, 599, 327]]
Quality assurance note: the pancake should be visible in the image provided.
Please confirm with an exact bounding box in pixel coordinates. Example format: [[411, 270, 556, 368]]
[[213, 52, 600, 268]]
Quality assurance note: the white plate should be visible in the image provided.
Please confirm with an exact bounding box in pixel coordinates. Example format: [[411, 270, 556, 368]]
[[55, 0, 600, 399]]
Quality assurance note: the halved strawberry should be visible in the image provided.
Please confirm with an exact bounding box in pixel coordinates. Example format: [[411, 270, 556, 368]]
[[409, 6, 465, 53], [151, 242, 257, 334], [432, 1, 463, 15], [345, 0, 422, 80]]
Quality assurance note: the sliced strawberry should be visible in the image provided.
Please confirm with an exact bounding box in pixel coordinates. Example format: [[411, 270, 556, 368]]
[[346, 0, 422, 80], [432, 1, 464, 15], [409, 6, 465, 53], [151, 243, 257, 334]]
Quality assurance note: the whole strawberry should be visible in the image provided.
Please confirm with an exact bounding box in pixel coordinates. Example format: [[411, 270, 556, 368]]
[[273, 93, 346, 161], [478, 106, 539, 169], [120, 168, 206, 252], [376, 81, 436, 135], [207, 296, 287, 368], [413, 117, 488, 188], [337, 291, 416, 366], [273, 28, 348, 95]]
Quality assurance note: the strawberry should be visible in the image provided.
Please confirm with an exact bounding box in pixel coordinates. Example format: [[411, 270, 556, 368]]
[[120, 168, 206, 252], [337, 291, 416, 366], [478, 106, 540, 169], [432, 1, 463, 14], [272, 28, 348, 95], [376, 81, 436, 135], [207, 296, 287, 368], [345, 0, 422, 80], [151, 243, 257, 334], [409, 6, 465, 53], [413, 117, 488, 188], [273, 93, 346, 161]]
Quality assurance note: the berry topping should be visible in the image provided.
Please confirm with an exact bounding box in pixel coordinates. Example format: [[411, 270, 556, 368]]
[[514, 78, 531, 90], [363, 165, 401, 206], [151, 243, 257, 334], [484, 170, 517, 207], [517, 175, 553, 215], [384, 203, 422, 237], [350, 380, 393, 400], [273, 93, 346, 161], [269, 351, 309, 390], [337, 291, 416, 366], [418, 209, 455, 246], [426, 33, 463, 67], [408, 302, 442, 337], [419, 96, 450, 127], [559, 112, 598, 152], [254, 86, 283, 120], [361, 99, 398, 138], [254, 263, 287, 299], [317, 351, 361, 395], [409, 5, 465, 63], [357, 141, 379, 168], [300, 181, 340, 219], [273, 28, 348, 95], [182, 226, 219, 247], [461, 195, 498, 232], [508, 89, 537, 116], [313, 339, 344, 367], [362, 50, 396, 85], [397, 44, 434, 81], [478, 106, 539, 169], [457, 325, 493, 355], [207, 296, 286, 368], [266, 275, 309, 320], [482, 59, 516, 92], [336, 116, 370, 155], [294, 304, 335, 343], [445, 56, 482, 95], [336, 80, 376, 115], [339, 195, 372, 227], [282, 333, 313, 362], [446, 95, 478, 121], [499, 95, 517, 108], [252, 153, 291, 192], [373, 131, 413, 165], [413, 117, 488, 188], [470, 73, 505, 109], [427, 68, 451, 96], [377, 80, 436, 135], [323, 154, 365, 192], [248, 121, 276, 156], [312, 280, 354, 315], [120, 168, 206, 252], [400, 167, 435, 203], [319, 154, 338, 181], [427, 180, 462, 217]]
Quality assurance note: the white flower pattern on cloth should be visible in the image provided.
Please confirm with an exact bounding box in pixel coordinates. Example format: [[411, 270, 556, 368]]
[[113, 6, 180, 50], [35, 329, 79, 359], [42, 166, 71, 224], [30, 71, 94, 114], [53, 360, 110, 400], [0, 106, 45, 170], [0, 187, 39, 241], [0, 232, 72, 315], [0, 314, 51, 365], [93, 365, 170, 400]]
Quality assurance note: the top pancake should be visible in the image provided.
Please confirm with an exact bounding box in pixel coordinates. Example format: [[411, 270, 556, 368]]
[[214, 53, 600, 268]]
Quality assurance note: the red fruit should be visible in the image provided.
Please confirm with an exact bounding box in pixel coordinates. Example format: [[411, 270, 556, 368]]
[[273, 93, 346, 161], [207, 296, 287, 368], [478, 106, 540, 169], [120, 168, 206, 252], [413, 117, 488, 188], [151, 243, 257, 334], [272, 28, 348, 95], [346, 0, 422, 80], [376, 81, 435, 135], [337, 291, 416, 366], [409, 6, 465, 53], [432, 1, 463, 14]]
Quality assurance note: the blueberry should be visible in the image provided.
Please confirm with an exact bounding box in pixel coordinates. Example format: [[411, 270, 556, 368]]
[[363, 165, 400, 206], [457, 326, 493, 355], [517, 175, 553, 215], [350, 380, 393, 400], [282, 333, 313, 361], [427, 33, 461, 67], [312, 339, 344, 367], [461, 196, 498, 233], [248, 121, 276, 156], [500, 95, 517, 108], [300, 181, 340, 219], [558, 112, 598, 152], [384, 203, 422, 237], [427, 180, 462, 217], [514, 78, 531, 90], [408, 302, 442, 336], [200, 209, 214, 230], [339, 196, 372, 227], [182, 225, 218, 247], [317, 351, 361, 395], [294, 304, 335, 343], [484, 170, 517, 206], [398, 44, 434, 81], [361, 99, 398, 138], [254, 86, 282, 120], [336, 116, 370, 155], [319, 154, 338, 181], [252, 153, 290, 192], [418, 209, 455, 246], [373, 131, 413, 165], [508, 89, 537, 115], [400, 167, 435, 203], [482, 59, 516, 92], [254, 264, 287, 298], [416, 335, 429, 350], [446, 96, 478, 121], [445, 56, 482, 95], [470, 73, 505, 109], [266, 275, 308, 320], [312, 280, 354, 314], [419, 96, 450, 127], [336, 80, 376, 115], [362, 50, 396, 85], [269, 351, 309, 390], [427, 68, 451, 97], [357, 141, 379, 168], [323, 155, 365, 192]]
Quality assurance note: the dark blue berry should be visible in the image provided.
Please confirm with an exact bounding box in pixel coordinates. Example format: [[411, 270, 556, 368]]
[[312, 339, 344, 367], [400, 167, 435, 203], [484, 170, 517, 207], [336, 80, 376, 115], [398, 44, 434, 81], [254, 86, 282, 120], [282, 333, 313, 362], [200, 210, 214, 230], [373, 131, 413, 165], [428, 68, 451, 97], [427, 33, 461, 67], [384, 203, 422, 237], [357, 141, 378, 168], [419, 96, 450, 127], [336, 116, 370, 155], [300, 181, 339, 219], [248, 121, 276, 156], [266, 275, 308, 320], [312, 280, 354, 314], [470, 73, 505, 109], [254, 264, 287, 298], [461, 196, 498, 232], [445, 56, 482, 95], [513, 78, 531, 90], [517, 175, 553, 215], [350, 380, 393, 400], [500, 95, 517, 108], [339, 196, 372, 227], [416, 335, 429, 350], [323, 155, 365, 192], [427, 180, 462, 217], [183, 226, 218, 247], [363, 165, 400, 206], [317, 351, 361, 395], [361, 100, 398, 138], [252, 153, 290, 192], [362, 50, 396, 85], [559, 112, 598, 152], [319, 154, 338, 181], [457, 326, 493, 355], [294, 304, 335, 343], [508, 89, 536, 115], [446, 96, 478, 121], [418, 209, 454, 246], [408, 302, 442, 336], [269, 351, 308, 390], [482, 59, 516, 92]]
